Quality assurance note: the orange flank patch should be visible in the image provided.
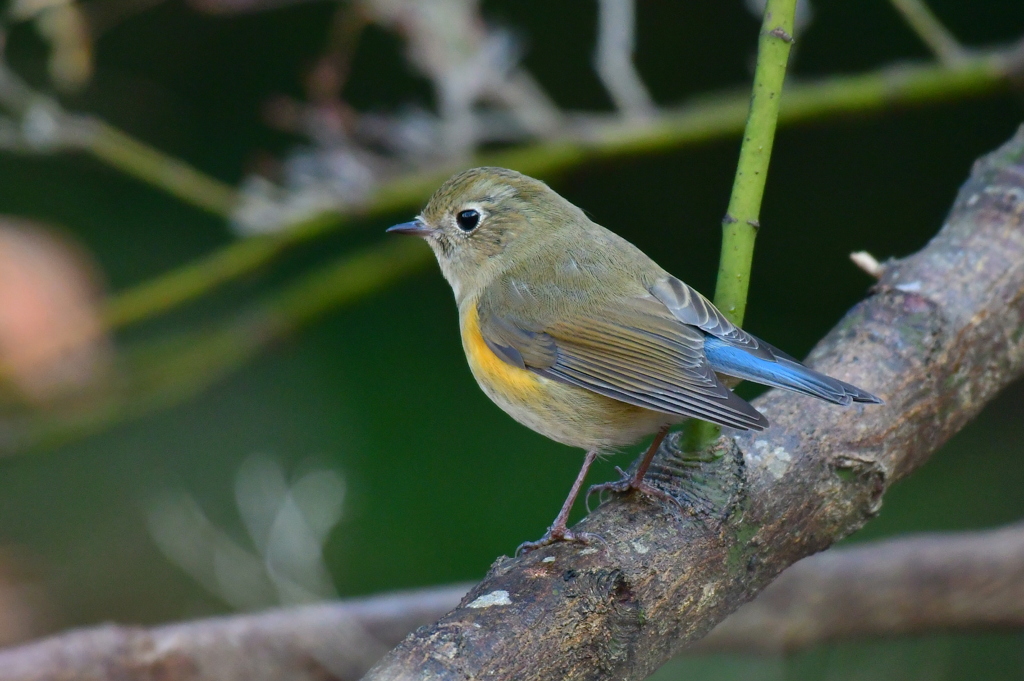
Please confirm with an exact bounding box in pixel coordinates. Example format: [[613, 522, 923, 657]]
[[462, 304, 544, 401]]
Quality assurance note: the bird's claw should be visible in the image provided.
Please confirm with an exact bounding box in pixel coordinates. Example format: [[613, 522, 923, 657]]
[[586, 468, 685, 513], [516, 527, 605, 556]]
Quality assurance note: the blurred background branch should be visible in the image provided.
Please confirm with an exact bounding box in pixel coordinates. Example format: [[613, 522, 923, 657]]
[[3, 521, 1024, 680], [0, 50, 237, 215], [889, 0, 968, 66], [593, 0, 654, 119]]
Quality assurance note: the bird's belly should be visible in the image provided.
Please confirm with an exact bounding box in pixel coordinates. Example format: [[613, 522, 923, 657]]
[[460, 306, 675, 450]]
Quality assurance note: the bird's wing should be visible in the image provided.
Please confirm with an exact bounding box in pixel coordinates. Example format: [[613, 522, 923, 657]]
[[651, 274, 882, 404], [476, 283, 768, 430], [649, 275, 785, 361]]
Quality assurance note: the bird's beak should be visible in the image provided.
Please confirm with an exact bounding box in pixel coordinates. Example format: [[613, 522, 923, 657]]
[[386, 220, 434, 237]]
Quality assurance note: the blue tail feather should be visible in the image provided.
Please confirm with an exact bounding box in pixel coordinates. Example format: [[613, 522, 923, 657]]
[[703, 336, 882, 405]]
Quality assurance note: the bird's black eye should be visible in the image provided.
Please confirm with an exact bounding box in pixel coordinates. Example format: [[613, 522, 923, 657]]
[[456, 209, 480, 232]]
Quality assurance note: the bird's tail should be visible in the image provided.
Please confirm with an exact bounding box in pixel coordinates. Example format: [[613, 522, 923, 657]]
[[703, 337, 882, 406]]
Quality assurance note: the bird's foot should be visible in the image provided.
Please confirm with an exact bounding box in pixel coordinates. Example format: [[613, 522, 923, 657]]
[[586, 466, 685, 513], [515, 524, 604, 556]]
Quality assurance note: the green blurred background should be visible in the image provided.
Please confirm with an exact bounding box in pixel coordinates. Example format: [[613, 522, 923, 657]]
[[1, 0, 1023, 678]]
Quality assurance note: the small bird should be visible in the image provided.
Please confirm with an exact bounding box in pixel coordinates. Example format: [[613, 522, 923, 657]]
[[388, 167, 880, 552]]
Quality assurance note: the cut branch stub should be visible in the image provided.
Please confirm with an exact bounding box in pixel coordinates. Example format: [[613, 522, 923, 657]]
[[364, 127, 1024, 681]]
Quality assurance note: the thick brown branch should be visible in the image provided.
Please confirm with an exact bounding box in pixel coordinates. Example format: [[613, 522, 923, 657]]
[[4, 524, 1024, 679], [363, 127, 1024, 680]]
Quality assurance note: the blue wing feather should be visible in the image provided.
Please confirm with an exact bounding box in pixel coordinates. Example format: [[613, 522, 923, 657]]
[[703, 337, 882, 405]]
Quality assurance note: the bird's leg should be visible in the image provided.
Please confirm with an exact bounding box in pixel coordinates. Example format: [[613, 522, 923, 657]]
[[516, 449, 603, 555], [587, 425, 683, 511], [631, 424, 669, 482]]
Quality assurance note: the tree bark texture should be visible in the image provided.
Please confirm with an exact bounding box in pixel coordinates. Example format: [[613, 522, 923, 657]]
[[364, 127, 1024, 680]]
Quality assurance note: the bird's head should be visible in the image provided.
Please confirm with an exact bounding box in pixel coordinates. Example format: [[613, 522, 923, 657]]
[[388, 167, 583, 301]]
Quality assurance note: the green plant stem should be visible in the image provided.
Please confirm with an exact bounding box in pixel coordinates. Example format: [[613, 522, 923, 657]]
[[689, 0, 797, 449], [99, 53, 1010, 333], [889, 0, 967, 66], [716, 0, 797, 327]]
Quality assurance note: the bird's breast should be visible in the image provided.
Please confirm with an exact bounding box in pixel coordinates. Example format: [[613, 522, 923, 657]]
[[460, 303, 543, 402], [458, 302, 677, 450]]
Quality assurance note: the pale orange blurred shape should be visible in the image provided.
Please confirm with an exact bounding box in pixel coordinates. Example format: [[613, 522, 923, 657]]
[[0, 219, 110, 403]]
